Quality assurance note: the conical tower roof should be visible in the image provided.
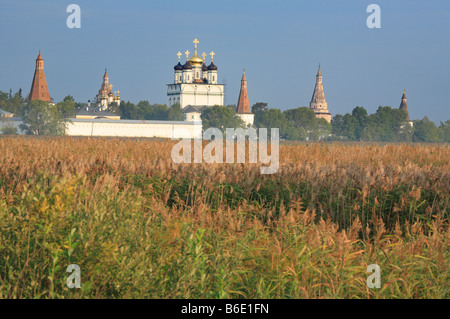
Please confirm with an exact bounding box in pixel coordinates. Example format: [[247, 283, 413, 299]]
[[236, 69, 251, 114], [316, 64, 322, 77], [310, 64, 326, 104], [29, 51, 51, 102]]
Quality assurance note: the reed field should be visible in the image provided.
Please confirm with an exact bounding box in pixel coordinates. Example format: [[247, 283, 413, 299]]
[[0, 136, 448, 299]]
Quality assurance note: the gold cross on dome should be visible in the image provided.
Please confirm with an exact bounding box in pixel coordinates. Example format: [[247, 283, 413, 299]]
[[177, 51, 182, 62], [210, 51, 215, 62], [193, 38, 199, 50], [185, 50, 190, 59], [202, 52, 207, 61]]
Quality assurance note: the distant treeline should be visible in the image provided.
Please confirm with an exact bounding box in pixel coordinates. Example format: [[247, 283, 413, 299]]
[[1, 89, 449, 142], [251, 102, 449, 143]]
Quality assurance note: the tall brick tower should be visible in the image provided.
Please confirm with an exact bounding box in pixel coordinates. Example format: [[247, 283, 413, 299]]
[[29, 51, 51, 102], [236, 69, 254, 126]]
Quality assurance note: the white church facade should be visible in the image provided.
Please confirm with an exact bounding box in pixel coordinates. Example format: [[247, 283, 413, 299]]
[[167, 39, 225, 108]]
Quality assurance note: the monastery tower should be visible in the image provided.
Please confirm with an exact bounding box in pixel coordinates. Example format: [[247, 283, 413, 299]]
[[309, 65, 331, 123], [236, 69, 254, 126], [399, 89, 410, 121], [29, 51, 51, 102]]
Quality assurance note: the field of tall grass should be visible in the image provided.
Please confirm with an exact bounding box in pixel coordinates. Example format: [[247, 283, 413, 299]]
[[0, 137, 448, 298]]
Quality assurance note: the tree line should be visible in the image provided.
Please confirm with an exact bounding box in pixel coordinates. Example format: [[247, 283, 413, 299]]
[[0, 89, 449, 142]]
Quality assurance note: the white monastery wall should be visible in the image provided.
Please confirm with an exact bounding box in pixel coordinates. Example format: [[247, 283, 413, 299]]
[[66, 119, 202, 139]]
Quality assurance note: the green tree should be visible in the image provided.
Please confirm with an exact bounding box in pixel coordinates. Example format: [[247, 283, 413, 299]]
[[310, 118, 332, 141], [437, 120, 450, 143], [254, 108, 293, 139], [343, 113, 358, 140], [167, 103, 184, 121], [412, 117, 439, 142], [137, 100, 152, 119], [331, 113, 358, 141], [331, 114, 346, 140], [361, 106, 410, 142], [56, 95, 77, 117], [20, 100, 67, 135], [63, 95, 75, 102], [284, 124, 305, 140], [0, 89, 26, 116], [150, 104, 169, 120], [201, 105, 245, 132], [351, 106, 368, 140], [120, 101, 143, 120], [251, 102, 268, 114], [284, 107, 327, 141], [285, 107, 316, 130]]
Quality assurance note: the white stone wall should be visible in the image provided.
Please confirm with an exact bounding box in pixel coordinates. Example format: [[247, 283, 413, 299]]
[[66, 119, 202, 139], [1, 118, 202, 139]]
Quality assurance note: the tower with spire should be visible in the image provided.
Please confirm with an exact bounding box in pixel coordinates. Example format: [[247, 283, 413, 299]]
[[236, 69, 254, 126], [309, 64, 331, 123], [167, 38, 225, 109], [399, 89, 410, 121], [29, 51, 51, 103], [97, 69, 120, 110]]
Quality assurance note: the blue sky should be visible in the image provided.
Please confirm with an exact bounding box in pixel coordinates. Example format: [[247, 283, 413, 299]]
[[0, 0, 449, 123]]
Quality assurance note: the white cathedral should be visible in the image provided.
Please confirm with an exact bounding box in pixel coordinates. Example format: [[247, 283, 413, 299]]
[[167, 39, 225, 108]]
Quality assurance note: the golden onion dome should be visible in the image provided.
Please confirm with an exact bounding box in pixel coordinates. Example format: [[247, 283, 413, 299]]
[[187, 52, 203, 66]]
